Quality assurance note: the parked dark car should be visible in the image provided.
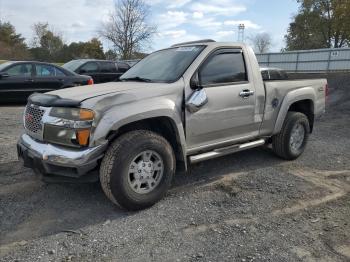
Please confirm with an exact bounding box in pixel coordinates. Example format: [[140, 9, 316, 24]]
[[121, 59, 141, 67], [0, 61, 94, 103], [260, 67, 288, 80], [62, 59, 130, 84]]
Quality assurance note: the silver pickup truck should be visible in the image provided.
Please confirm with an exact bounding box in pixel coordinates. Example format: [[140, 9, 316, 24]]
[[17, 40, 327, 210]]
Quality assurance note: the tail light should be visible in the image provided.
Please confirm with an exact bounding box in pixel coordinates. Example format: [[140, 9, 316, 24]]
[[87, 78, 94, 85], [325, 83, 329, 98]]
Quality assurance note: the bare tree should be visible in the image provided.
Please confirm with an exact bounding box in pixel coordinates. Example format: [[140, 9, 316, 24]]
[[249, 33, 272, 53], [99, 0, 156, 59]]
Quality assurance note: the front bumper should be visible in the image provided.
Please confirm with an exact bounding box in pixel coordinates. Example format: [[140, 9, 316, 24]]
[[17, 134, 107, 179]]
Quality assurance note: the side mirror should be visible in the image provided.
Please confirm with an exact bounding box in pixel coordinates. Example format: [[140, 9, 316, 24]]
[[0, 72, 9, 79], [190, 72, 200, 90], [186, 89, 208, 113]]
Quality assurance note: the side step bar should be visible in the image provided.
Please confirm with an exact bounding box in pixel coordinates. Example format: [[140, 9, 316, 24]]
[[189, 139, 265, 164]]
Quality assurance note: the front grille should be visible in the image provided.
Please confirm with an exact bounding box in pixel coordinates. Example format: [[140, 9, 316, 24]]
[[24, 104, 45, 134]]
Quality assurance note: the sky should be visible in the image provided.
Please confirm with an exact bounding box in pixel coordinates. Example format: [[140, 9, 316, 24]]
[[0, 0, 300, 52]]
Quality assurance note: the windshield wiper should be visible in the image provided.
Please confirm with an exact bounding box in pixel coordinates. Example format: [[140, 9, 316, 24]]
[[121, 76, 153, 82]]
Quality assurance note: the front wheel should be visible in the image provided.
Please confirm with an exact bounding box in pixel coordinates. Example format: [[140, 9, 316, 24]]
[[100, 130, 176, 210], [272, 111, 310, 160]]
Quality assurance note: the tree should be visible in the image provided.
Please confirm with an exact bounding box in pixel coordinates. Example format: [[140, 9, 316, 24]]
[[105, 49, 119, 60], [99, 0, 156, 59], [59, 38, 106, 61], [83, 38, 105, 59], [0, 21, 30, 60], [285, 0, 350, 50], [249, 33, 272, 53], [30, 22, 64, 61]]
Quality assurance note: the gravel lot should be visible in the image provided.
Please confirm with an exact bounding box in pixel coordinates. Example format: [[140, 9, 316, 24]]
[[0, 78, 349, 261]]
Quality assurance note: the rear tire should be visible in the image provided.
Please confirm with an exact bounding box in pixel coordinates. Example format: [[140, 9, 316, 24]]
[[100, 130, 176, 211], [272, 111, 310, 160]]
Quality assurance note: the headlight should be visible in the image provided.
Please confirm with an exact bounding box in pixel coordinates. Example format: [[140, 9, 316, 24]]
[[50, 107, 94, 121], [44, 107, 95, 147]]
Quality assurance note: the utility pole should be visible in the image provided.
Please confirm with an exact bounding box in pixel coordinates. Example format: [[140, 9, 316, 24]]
[[237, 23, 245, 42], [0, 0, 2, 23]]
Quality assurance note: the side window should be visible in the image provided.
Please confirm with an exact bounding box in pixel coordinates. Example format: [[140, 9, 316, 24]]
[[36, 64, 56, 77], [55, 67, 67, 77], [5, 64, 32, 77], [199, 52, 247, 85], [117, 62, 130, 73], [100, 62, 117, 73], [80, 62, 99, 73]]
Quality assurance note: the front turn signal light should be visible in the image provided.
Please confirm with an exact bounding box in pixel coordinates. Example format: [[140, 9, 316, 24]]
[[76, 129, 90, 146], [79, 109, 94, 121]]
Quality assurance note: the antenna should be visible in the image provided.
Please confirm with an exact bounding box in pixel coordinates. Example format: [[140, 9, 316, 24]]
[[237, 23, 245, 42]]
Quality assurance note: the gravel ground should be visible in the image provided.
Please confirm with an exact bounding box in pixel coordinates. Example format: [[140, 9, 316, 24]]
[[0, 82, 349, 261]]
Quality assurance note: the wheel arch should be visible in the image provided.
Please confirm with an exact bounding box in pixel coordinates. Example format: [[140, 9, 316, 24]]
[[105, 116, 187, 170], [273, 87, 316, 134]]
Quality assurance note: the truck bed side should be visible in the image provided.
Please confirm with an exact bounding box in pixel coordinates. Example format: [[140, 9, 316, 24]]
[[259, 79, 327, 136]]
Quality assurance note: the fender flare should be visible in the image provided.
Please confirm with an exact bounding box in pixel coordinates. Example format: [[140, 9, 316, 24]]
[[273, 87, 316, 134], [92, 107, 188, 169]]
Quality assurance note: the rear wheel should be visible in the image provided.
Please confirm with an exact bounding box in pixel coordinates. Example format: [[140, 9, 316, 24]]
[[100, 130, 175, 210], [272, 111, 310, 160]]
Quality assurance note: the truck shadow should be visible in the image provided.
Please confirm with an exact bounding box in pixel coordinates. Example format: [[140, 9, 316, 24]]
[[0, 146, 281, 246]]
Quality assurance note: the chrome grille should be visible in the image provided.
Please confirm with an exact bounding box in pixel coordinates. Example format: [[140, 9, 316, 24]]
[[24, 104, 45, 134]]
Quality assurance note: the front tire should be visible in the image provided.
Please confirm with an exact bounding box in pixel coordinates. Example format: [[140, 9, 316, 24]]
[[272, 111, 310, 160], [100, 130, 175, 211]]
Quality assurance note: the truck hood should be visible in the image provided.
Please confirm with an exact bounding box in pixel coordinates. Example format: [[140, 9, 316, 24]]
[[48, 81, 148, 102]]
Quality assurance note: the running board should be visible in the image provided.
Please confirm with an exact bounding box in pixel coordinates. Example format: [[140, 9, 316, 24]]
[[189, 139, 265, 164]]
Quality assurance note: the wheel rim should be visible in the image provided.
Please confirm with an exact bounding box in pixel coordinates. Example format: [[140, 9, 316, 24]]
[[290, 123, 305, 153], [127, 150, 164, 194]]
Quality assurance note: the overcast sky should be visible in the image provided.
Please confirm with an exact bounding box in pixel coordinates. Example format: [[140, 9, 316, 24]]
[[0, 0, 299, 52]]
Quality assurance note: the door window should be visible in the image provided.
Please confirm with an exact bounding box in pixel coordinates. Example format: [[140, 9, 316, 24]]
[[35, 64, 56, 77], [80, 62, 99, 73], [100, 62, 117, 73], [55, 67, 67, 77], [199, 51, 247, 86], [5, 64, 33, 77], [117, 62, 130, 73]]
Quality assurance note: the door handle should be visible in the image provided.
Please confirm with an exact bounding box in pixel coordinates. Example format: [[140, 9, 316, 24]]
[[239, 89, 254, 98]]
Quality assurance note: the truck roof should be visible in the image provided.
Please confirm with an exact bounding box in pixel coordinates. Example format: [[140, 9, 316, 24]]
[[171, 39, 248, 49]]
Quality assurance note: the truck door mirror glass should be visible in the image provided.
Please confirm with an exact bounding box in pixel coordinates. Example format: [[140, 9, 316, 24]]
[[186, 89, 208, 113]]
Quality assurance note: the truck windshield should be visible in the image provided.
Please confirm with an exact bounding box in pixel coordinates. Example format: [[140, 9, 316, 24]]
[[120, 45, 205, 83]]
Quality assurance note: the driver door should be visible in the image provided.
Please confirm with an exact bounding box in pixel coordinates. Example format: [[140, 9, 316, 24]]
[[0, 63, 35, 102], [186, 49, 260, 152]]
